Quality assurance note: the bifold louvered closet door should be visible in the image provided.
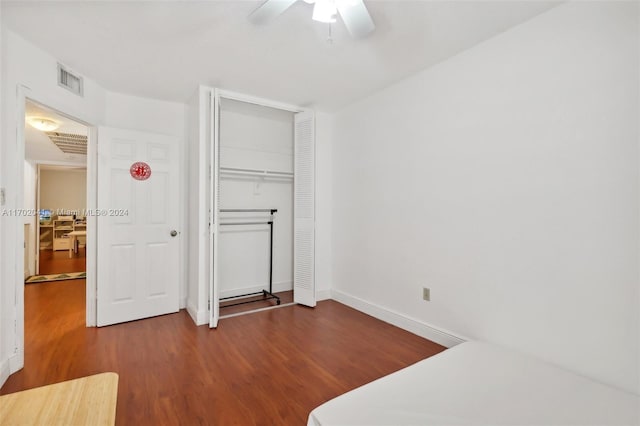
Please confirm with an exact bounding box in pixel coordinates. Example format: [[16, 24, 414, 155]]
[[293, 111, 316, 307]]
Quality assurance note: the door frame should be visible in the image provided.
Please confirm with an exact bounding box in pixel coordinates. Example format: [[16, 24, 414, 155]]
[[208, 88, 313, 327], [16, 86, 99, 349], [34, 162, 89, 275]]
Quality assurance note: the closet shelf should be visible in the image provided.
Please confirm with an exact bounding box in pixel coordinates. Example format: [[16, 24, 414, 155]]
[[220, 167, 293, 179]]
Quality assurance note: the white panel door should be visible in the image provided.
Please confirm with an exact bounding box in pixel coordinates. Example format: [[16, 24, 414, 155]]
[[294, 111, 316, 307], [97, 127, 180, 326], [209, 90, 220, 328]]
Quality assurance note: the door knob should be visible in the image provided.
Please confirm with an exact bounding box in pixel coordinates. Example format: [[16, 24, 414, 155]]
[[170, 230, 178, 237]]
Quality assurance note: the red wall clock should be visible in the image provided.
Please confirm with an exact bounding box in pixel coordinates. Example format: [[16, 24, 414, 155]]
[[130, 162, 151, 181]]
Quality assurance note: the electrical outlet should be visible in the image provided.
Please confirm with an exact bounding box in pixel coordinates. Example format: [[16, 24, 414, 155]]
[[422, 287, 431, 301]]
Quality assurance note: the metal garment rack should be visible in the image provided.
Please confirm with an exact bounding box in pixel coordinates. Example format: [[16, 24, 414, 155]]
[[218, 208, 281, 308]]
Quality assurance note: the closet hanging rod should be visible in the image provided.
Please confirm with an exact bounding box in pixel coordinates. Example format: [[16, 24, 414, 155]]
[[220, 208, 278, 214], [219, 221, 273, 226], [220, 166, 293, 178]]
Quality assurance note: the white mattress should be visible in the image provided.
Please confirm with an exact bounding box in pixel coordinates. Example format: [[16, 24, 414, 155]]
[[308, 341, 640, 426]]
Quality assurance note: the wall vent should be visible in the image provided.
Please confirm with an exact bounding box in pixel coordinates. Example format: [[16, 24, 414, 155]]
[[57, 64, 84, 97]]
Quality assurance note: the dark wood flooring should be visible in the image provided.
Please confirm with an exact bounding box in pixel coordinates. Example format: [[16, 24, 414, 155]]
[[1, 280, 446, 425], [38, 248, 86, 275]]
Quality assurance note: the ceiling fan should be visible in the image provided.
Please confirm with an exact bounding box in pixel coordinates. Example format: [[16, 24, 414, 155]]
[[249, 0, 375, 38]]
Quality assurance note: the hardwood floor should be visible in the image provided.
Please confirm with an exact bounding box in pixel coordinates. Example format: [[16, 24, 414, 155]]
[[1, 280, 446, 425], [37, 248, 86, 275]]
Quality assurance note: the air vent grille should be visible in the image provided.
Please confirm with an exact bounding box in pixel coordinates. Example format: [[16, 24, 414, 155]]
[[57, 64, 84, 97], [46, 132, 87, 155]]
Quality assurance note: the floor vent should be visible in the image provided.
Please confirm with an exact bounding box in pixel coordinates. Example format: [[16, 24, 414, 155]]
[[46, 132, 87, 155], [58, 64, 84, 97]]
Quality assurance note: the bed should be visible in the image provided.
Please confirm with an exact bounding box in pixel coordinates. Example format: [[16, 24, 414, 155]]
[[308, 341, 639, 426]]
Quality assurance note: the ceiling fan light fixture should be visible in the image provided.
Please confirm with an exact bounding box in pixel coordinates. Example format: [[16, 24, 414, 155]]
[[27, 117, 60, 132], [312, 0, 337, 23]]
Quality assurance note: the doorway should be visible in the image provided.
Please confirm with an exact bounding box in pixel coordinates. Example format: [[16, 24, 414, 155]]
[[208, 89, 316, 328], [24, 100, 89, 282], [21, 97, 95, 334], [35, 164, 87, 276]]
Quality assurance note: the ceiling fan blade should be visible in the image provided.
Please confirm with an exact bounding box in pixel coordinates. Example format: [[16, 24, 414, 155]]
[[336, 0, 375, 38], [249, 0, 299, 25]]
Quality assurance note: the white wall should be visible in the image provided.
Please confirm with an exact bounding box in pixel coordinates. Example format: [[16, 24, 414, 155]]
[[332, 1, 639, 394], [39, 168, 87, 214], [220, 98, 294, 172]]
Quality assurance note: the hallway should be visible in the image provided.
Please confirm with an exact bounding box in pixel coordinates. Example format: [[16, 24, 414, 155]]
[[37, 248, 86, 275]]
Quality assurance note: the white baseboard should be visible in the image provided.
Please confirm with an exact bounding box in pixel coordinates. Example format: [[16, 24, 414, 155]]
[[0, 357, 10, 389], [219, 281, 292, 299], [331, 289, 466, 348], [187, 302, 208, 326], [8, 351, 24, 374], [316, 289, 331, 301], [180, 297, 187, 310]]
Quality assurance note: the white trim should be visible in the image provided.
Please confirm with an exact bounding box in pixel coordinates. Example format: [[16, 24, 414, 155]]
[[218, 281, 292, 299], [0, 358, 10, 388], [217, 89, 305, 113], [85, 126, 97, 327], [219, 302, 296, 319], [316, 289, 332, 301], [17, 91, 98, 333], [209, 88, 220, 328], [180, 297, 187, 310], [35, 164, 41, 273], [15, 86, 28, 372], [9, 351, 23, 374], [330, 289, 467, 348], [32, 159, 87, 168], [187, 302, 208, 326], [196, 86, 210, 324]]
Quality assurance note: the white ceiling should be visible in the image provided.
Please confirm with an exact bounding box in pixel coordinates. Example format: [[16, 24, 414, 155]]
[[25, 100, 88, 164], [2, 1, 561, 111]]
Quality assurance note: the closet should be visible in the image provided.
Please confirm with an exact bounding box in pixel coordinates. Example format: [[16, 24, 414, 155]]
[[207, 89, 315, 328]]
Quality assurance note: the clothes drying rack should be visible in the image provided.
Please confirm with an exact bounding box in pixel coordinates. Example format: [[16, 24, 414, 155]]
[[218, 208, 281, 308]]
